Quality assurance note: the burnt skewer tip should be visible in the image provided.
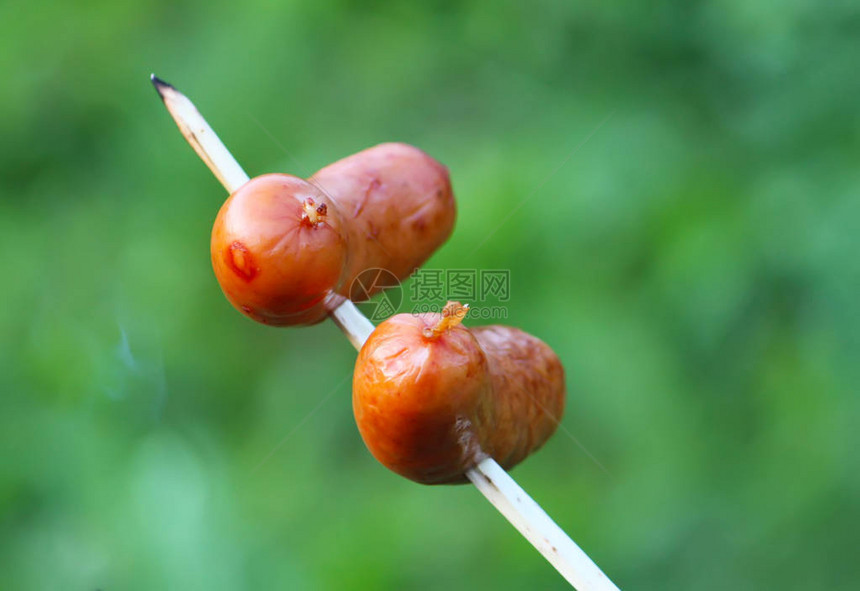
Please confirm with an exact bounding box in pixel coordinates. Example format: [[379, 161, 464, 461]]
[[150, 74, 175, 98]]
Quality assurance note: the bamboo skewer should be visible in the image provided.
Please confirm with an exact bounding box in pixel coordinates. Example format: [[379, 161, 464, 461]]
[[151, 75, 250, 193], [151, 75, 620, 590]]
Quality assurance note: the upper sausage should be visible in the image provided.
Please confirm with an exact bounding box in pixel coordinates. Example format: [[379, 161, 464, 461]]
[[211, 174, 348, 325], [211, 143, 456, 325], [311, 142, 455, 287], [352, 302, 565, 484]]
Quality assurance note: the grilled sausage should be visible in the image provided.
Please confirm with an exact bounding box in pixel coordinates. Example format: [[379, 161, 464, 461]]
[[310, 142, 455, 284], [352, 302, 565, 484], [211, 143, 455, 326], [211, 174, 348, 325]]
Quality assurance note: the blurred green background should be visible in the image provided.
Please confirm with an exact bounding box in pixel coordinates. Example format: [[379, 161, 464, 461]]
[[1, 1, 859, 589]]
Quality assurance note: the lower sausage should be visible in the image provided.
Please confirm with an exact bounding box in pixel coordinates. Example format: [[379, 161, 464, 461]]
[[352, 302, 565, 484]]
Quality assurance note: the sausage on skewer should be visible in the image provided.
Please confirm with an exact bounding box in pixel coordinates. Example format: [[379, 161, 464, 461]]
[[353, 302, 565, 484]]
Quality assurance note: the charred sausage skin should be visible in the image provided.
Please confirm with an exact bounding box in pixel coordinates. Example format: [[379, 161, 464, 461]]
[[353, 303, 565, 484]]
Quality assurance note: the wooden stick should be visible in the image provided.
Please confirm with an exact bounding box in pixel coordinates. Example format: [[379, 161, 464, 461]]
[[151, 75, 620, 590], [467, 459, 619, 590], [151, 75, 250, 193], [329, 300, 375, 351]]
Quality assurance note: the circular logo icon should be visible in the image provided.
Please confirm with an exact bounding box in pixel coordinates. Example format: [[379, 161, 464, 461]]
[[349, 268, 403, 322]]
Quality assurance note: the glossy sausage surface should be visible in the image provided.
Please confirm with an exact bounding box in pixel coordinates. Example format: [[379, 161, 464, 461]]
[[211, 174, 347, 325], [352, 304, 565, 484], [311, 142, 455, 288], [211, 143, 455, 325]]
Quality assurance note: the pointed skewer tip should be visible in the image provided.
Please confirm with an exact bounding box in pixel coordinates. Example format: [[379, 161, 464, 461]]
[[149, 74, 175, 98]]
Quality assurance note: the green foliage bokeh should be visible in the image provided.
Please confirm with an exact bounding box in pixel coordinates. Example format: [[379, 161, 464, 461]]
[[1, 1, 858, 589]]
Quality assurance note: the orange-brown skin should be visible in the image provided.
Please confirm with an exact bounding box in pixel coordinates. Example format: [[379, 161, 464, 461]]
[[211, 174, 348, 325], [211, 143, 455, 325], [470, 325, 566, 470], [353, 304, 565, 484], [311, 143, 455, 290]]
